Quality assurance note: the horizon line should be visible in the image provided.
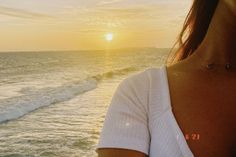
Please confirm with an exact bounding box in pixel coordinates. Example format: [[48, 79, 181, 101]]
[[0, 47, 172, 53]]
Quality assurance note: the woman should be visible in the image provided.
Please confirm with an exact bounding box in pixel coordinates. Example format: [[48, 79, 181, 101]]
[[96, 0, 236, 156]]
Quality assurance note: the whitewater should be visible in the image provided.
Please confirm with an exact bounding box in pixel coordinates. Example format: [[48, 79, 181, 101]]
[[0, 48, 169, 157]]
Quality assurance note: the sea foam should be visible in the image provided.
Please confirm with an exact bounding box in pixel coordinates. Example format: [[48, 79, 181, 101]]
[[0, 67, 138, 123]]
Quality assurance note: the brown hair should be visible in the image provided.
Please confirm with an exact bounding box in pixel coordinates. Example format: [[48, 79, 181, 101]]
[[166, 0, 219, 65]]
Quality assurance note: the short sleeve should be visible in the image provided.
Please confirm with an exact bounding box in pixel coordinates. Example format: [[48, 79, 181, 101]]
[[95, 70, 150, 155]]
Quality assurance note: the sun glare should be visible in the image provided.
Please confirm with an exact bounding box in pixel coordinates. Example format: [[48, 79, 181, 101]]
[[105, 33, 113, 41]]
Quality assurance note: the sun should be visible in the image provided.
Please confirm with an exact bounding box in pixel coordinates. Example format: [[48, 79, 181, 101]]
[[105, 33, 113, 41]]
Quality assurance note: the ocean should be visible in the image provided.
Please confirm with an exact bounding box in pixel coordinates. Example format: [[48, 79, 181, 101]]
[[0, 48, 170, 157]]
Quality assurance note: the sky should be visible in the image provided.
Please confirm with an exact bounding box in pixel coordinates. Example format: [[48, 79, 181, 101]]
[[0, 0, 191, 51]]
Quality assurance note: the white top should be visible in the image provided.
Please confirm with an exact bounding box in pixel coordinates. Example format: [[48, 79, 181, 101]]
[[96, 64, 194, 157]]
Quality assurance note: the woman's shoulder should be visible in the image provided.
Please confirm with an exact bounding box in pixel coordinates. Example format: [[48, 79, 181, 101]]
[[116, 66, 165, 110], [122, 66, 164, 88], [96, 65, 167, 156]]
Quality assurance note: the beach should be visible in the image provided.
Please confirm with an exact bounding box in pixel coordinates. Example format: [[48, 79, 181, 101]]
[[0, 48, 169, 157]]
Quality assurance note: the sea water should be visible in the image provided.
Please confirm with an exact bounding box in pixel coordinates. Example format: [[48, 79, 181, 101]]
[[0, 48, 170, 157]]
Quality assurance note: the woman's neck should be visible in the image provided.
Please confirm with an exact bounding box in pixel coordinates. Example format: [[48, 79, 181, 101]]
[[188, 0, 236, 72]]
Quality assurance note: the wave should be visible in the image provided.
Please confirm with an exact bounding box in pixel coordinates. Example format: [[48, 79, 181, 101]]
[[90, 66, 138, 82], [0, 66, 139, 123]]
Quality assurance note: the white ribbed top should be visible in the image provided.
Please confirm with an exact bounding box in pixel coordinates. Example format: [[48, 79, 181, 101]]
[[96, 64, 194, 157]]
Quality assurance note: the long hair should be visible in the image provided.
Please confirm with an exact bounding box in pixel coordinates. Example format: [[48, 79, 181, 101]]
[[166, 0, 219, 65]]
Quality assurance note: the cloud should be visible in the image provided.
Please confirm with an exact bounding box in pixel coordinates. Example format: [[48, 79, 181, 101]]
[[91, 5, 163, 19], [76, 28, 109, 34], [0, 5, 53, 19], [97, 0, 125, 6]]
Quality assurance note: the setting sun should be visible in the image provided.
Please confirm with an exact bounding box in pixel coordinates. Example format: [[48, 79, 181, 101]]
[[105, 33, 113, 42]]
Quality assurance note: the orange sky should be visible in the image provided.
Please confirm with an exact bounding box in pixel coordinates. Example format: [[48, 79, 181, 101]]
[[0, 0, 191, 51]]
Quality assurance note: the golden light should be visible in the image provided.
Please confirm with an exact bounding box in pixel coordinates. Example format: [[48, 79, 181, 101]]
[[105, 33, 113, 41]]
